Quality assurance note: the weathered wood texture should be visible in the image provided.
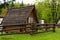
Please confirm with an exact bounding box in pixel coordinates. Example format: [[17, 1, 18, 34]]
[[0, 23, 56, 35]]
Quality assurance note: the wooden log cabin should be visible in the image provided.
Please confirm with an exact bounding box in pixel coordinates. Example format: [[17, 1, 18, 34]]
[[1, 5, 38, 34]]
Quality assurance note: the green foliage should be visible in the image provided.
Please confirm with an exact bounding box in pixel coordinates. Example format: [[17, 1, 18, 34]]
[[57, 3, 60, 20], [36, 0, 60, 23], [14, 3, 20, 8], [0, 2, 9, 14], [36, 1, 52, 23]]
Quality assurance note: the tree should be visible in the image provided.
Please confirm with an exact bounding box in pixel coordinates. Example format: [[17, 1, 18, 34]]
[[36, 0, 52, 23], [3, 0, 9, 8], [56, 0, 60, 21], [20, 0, 24, 6], [10, 0, 15, 8], [51, 0, 56, 23], [36, 0, 60, 23]]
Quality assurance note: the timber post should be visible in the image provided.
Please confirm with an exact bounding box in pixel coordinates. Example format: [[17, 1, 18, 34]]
[[30, 23, 37, 34], [53, 24, 56, 32]]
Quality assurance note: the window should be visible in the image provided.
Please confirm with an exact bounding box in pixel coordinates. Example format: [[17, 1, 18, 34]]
[[0, 18, 3, 24], [28, 17, 33, 23]]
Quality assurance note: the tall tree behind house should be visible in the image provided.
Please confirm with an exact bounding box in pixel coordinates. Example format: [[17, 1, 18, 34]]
[[20, 0, 24, 6], [57, 0, 60, 21], [51, 0, 56, 23], [3, 0, 6, 8], [3, 0, 9, 8], [11, 0, 15, 8]]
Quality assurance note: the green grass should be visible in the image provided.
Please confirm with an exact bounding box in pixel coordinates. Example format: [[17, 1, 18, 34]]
[[0, 28, 60, 40]]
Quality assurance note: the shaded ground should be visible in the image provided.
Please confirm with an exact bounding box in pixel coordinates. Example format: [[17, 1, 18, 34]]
[[0, 28, 60, 40]]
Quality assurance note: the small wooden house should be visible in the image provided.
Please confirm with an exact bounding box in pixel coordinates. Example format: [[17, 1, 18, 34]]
[[1, 5, 38, 34]]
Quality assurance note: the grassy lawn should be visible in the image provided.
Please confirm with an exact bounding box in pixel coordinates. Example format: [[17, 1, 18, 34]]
[[0, 28, 60, 40]]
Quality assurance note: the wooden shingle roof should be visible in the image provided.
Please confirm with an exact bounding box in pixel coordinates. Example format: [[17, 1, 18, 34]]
[[1, 5, 37, 26]]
